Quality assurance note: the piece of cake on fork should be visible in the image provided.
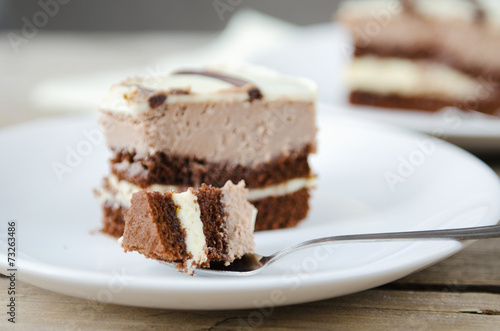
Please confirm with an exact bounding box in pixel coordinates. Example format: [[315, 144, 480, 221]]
[[96, 63, 318, 238], [120, 181, 256, 275]]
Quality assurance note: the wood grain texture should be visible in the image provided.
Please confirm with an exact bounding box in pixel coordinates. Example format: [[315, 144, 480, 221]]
[[394, 238, 500, 287], [1, 278, 499, 330]]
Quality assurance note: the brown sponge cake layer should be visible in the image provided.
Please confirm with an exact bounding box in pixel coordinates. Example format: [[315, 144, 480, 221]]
[[350, 91, 500, 116], [195, 184, 228, 260], [252, 188, 310, 231], [102, 203, 127, 238], [101, 189, 310, 237], [354, 46, 435, 61], [110, 145, 314, 189]]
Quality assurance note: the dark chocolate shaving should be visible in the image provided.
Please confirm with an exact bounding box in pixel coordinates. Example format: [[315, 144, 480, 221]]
[[400, 0, 416, 14], [248, 87, 263, 101], [174, 70, 263, 101], [148, 93, 167, 108], [469, 0, 485, 24], [175, 70, 249, 87]]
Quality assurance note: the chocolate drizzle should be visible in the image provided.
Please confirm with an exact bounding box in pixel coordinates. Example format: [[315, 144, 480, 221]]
[[170, 88, 191, 95], [147, 88, 191, 108], [400, 0, 416, 14], [400, 0, 486, 24], [174, 70, 263, 101], [148, 93, 167, 108]]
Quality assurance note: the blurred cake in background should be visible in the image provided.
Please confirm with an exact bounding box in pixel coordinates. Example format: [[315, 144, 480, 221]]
[[337, 0, 500, 116], [96, 63, 317, 237]]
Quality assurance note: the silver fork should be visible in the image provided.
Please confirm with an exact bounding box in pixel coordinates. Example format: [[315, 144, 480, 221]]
[[194, 224, 500, 276]]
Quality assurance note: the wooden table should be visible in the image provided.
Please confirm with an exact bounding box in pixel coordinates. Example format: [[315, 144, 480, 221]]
[[1, 32, 500, 330]]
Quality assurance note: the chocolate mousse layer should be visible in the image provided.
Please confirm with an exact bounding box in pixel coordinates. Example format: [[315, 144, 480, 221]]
[[99, 100, 316, 167], [121, 190, 187, 262]]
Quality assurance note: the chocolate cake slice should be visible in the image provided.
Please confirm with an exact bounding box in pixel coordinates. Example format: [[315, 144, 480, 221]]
[[337, 0, 500, 115], [120, 181, 257, 275], [96, 63, 317, 237]]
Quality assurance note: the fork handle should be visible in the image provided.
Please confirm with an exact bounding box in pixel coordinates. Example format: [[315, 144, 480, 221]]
[[311, 224, 500, 243], [266, 224, 500, 264]]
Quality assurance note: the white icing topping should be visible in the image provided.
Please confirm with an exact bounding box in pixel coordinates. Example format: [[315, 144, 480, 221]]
[[347, 56, 479, 99], [338, 0, 403, 18], [99, 63, 317, 114], [172, 189, 208, 273]]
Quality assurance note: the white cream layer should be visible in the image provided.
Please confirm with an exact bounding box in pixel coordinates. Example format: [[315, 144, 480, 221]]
[[99, 174, 316, 208], [97, 175, 179, 208], [246, 177, 317, 200], [347, 56, 480, 99], [99, 63, 317, 114], [171, 190, 208, 272]]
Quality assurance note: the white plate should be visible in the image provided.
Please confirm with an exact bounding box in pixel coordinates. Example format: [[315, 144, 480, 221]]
[[251, 24, 500, 154], [1, 104, 499, 310]]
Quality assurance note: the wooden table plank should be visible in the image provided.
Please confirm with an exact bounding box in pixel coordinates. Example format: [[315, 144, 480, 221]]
[[1, 278, 499, 330], [394, 238, 500, 287]]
